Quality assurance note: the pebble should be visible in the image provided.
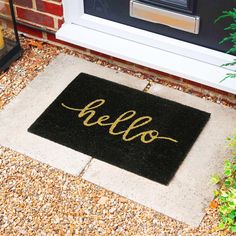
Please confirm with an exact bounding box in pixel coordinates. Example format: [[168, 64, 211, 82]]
[[109, 207, 116, 214], [98, 196, 108, 205]]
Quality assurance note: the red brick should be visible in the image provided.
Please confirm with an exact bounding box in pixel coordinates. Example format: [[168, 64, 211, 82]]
[[48, 0, 62, 2], [201, 84, 229, 96], [58, 18, 64, 29], [213, 89, 229, 96], [36, 0, 63, 16], [89, 49, 112, 60], [146, 67, 172, 78], [13, 0, 33, 8], [16, 7, 54, 28], [17, 23, 43, 38], [183, 79, 202, 88], [133, 64, 148, 71]]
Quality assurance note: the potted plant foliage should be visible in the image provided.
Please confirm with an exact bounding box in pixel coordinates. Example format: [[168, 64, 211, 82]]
[[215, 8, 236, 82]]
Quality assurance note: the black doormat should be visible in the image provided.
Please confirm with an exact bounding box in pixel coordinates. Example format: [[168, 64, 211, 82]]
[[28, 73, 210, 185]]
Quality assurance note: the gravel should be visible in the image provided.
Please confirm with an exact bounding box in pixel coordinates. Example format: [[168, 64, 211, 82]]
[[0, 36, 234, 235]]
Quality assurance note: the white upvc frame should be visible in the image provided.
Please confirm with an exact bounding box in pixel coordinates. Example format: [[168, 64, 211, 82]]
[[57, 0, 236, 94]]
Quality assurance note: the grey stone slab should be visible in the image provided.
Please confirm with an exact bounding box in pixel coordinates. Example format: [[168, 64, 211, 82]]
[[0, 53, 148, 175], [83, 83, 236, 227]]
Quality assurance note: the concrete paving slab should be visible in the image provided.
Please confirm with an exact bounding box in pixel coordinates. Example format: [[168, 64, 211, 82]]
[[0, 53, 148, 175], [83, 83, 236, 227]]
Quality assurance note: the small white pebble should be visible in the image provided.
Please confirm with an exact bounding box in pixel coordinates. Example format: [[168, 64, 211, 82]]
[[109, 207, 116, 214], [18, 229, 27, 235], [98, 196, 108, 205]]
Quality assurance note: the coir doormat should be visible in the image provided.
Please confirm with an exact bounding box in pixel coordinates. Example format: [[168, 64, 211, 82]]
[[28, 73, 210, 185]]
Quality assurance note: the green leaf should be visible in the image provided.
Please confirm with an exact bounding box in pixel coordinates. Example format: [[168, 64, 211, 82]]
[[210, 129, 236, 232], [216, 8, 236, 82], [214, 189, 220, 196], [225, 23, 236, 31], [219, 196, 227, 203], [218, 222, 226, 230], [211, 175, 221, 184], [225, 160, 231, 168], [232, 163, 236, 171], [219, 205, 229, 214], [225, 179, 232, 187], [220, 191, 228, 198], [227, 47, 236, 54], [230, 225, 236, 233], [221, 215, 228, 223], [224, 169, 232, 177], [227, 218, 234, 225], [222, 60, 236, 67], [228, 210, 236, 220]]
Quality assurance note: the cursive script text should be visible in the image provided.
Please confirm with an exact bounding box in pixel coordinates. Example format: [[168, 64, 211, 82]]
[[61, 99, 178, 144]]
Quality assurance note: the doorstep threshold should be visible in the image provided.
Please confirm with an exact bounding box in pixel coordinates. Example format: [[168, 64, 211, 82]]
[[56, 23, 236, 95]]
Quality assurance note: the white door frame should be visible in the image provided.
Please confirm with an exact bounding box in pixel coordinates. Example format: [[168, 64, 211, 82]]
[[56, 0, 236, 94]]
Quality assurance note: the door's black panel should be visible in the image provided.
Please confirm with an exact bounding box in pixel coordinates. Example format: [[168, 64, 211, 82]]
[[84, 0, 236, 55], [142, 0, 194, 13]]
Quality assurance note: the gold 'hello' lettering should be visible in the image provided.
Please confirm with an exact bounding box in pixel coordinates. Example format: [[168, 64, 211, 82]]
[[61, 99, 178, 144]]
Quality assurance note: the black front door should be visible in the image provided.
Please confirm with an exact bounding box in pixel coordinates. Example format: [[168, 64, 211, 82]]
[[84, 0, 236, 55]]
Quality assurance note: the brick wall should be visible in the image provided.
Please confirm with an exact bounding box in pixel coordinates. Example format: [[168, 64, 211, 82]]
[[14, 0, 64, 40], [16, 0, 63, 29], [0, 0, 64, 38]]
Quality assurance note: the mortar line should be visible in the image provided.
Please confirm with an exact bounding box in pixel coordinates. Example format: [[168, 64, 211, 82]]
[[79, 156, 94, 178]]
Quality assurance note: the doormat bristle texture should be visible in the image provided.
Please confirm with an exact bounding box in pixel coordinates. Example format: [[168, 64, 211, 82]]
[[28, 73, 210, 185]]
